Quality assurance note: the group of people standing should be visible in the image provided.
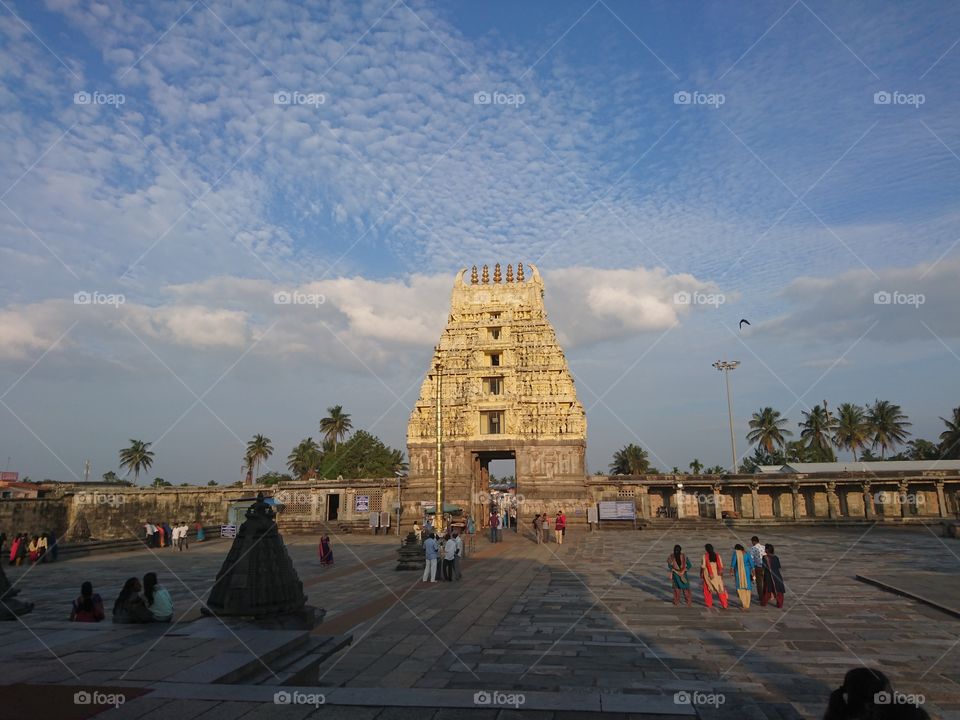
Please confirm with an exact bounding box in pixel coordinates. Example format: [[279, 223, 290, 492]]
[[531, 511, 566, 544], [4, 531, 58, 565], [668, 535, 785, 610], [421, 526, 464, 583], [68, 572, 174, 624], [143, 521, 202, 549]]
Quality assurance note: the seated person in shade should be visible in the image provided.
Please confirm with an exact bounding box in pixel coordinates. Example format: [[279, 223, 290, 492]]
[[142, 572, 173, 622], [69, 581, 105, 622], [112, 577, 154, 623]]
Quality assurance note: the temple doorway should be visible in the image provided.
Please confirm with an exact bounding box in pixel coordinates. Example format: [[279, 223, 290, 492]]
[[471, 450, 517, 533]]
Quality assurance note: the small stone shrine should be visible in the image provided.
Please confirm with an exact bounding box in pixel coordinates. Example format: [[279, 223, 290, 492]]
[[205, 492, 308, 619], [395, 531, 424, 570], [0, 564, 33, 620]]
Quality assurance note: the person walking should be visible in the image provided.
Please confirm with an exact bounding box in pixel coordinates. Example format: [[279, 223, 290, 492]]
[[8, 534, 21, 566], [533, 514, 542, 544], [760, 543, 786, 608], [489, 509, 499, 543], [465, 514, 476, 555], [37, 533, 48, 562], [749, 536, 765, 600], [16, 534, 27, 566], [442, 533, 457, 581], [453, 531, 463, 580], [667, 545, 693, 606], [541, 513, 550, 544], [555, 510, 567, 545], [729, 543, 755, 610], [413, 521, 422, 545], [319, 535, 334, 566], [700, 543, 729, 609], [195, 521, 206, 542], [422, 533, 439, 583]]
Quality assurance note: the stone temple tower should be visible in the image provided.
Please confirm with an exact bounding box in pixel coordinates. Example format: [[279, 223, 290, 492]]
[[406, 263, 587, 524]]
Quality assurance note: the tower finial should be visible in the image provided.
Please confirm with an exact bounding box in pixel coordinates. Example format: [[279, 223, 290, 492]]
[[493, 263, 502, 283], [506, 263, 513, 282], [482, 264, 489, 283], [517, 262, 525, 282], [470, 265, 478, 284]]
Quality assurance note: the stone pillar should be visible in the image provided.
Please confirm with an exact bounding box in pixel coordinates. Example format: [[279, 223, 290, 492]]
[[675, 484, 685, 519], [826, 481, 841, 519], [791, 483, 801, 520], [898, 481, 910, 518], [636, 486, 650, 519], [862, 482, 876, 520], [936, 481, 948, 518], [750, 482, 761, 520], [713, 484, 723, 520], [311, 492, 319, 520]]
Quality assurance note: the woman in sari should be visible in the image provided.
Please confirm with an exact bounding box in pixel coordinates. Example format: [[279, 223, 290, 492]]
[[8, 534, 21, 566], [761, 543, 786, 608], [667, 545, 693, 606], [700, 543, 729, 609], [729, 543, 754, 610], [319, 535, 334, 566], [27, 536, 39, 564]]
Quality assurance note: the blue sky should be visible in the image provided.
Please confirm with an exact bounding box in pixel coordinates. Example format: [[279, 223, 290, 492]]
[[1, 0, 958, 483]]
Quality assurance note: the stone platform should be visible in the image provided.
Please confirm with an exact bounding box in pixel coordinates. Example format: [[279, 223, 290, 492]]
[[0, 527, 958, 718]]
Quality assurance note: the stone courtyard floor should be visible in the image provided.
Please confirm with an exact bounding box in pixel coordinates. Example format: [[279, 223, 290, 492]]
[[1, 523, 959, 719]]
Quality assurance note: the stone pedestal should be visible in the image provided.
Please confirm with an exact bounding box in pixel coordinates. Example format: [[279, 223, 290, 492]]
[[204, 493, 308, 620], [396, 532, 425, 571], [751, 483, 761, 519], [0, 564, 33, 620]]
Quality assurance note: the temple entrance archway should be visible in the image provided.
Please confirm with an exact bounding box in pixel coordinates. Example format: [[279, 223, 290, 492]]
[[471, 449, 518, 533]]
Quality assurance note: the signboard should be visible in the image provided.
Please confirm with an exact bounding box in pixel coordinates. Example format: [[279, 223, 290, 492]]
[[0, 472, 19, 483], [598, 501, 636, 520], [220, 524, 237, 538], [355, 495, 370, 513]]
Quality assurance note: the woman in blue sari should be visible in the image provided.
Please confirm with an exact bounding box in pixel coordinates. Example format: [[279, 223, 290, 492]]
[[667, 544, 693, 606]]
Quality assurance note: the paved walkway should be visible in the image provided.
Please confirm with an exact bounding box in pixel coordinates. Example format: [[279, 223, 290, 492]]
[[0, 525, 958, 718]]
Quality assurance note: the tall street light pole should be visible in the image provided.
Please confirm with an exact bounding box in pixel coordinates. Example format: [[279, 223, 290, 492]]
[[713, 360, 741, 474], [434, 352, 444, 533]]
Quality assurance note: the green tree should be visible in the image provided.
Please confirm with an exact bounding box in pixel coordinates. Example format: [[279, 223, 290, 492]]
[[119, 439, 154, 484], [245, 434, 274, 480], [746, 407, 793, 454], [320, 405, 353, 451], [800, 404, 837, 462], [938, 406, 960, 460], [689, 458, 703, 475], [859, 448, 880, 461], [287, 437, 322, 480], [207, 480, 218, 486], [866, 400, 912, 459], [102, 470, 119, 482], [609, 444, 651, 475], [151, 477, 171, 488], [833, 403, 869, 461], [906, 438, 940, 460], [319, 430, 406, 479]]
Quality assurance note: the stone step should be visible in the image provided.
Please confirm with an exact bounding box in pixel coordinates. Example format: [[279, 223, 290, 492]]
[[237, 633, 353, 686]]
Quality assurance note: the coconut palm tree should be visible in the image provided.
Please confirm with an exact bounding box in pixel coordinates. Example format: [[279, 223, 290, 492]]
[[939, 406, 960, 459], [866, 400, 912, 459], [286, 437, 322, 480], [746, 407, 793, 454], [833, 403, 869, 461], [245, 434, 274, 482], [800, 404, 836, 461], [689, 458, 703, 475], [320, 405, 353, 451], [609, 444, 651, 475], [119, 439, 154, 485]]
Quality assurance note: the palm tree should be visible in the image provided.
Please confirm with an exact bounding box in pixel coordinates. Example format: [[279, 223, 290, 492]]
[[388, 448, 408, 475], [320, 405, 353, 451], [287, 437, 322, 480], [746, 407, 793, 453], [800, 404, 836, 460], [833, 403, 869, 461], [866, 400, 912, 459], [609, 444, 651, 475], [245, 434, 274, 482], [689, 458, 703, 475], [119, 439, 154, 484], [939, 406, 960, 459]]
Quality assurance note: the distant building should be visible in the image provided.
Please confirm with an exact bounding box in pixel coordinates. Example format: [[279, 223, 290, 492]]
[[759, 460, 960, 474], [0, 482, 39, 499]]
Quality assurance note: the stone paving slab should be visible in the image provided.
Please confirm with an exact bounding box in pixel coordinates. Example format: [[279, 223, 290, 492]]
[[856, 571, 960, 618]]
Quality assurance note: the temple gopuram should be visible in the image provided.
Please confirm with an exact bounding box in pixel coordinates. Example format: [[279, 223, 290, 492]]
[[405, 263, 587, 523]]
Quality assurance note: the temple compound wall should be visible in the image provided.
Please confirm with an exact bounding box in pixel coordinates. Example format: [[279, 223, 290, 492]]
[[405, 263, 588, 523]]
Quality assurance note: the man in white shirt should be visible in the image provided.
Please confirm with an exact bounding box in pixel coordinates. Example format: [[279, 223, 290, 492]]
[[422, 533, 439, 583], [452, 531, 464, 580], [750, 536, 765, 599], [442, 533, 457, 581]]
